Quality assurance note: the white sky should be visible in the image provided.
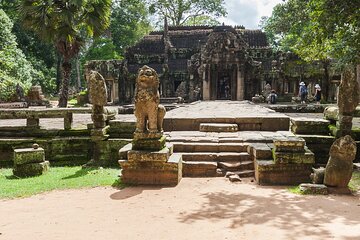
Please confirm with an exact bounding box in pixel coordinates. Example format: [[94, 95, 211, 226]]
[[219, 0, 284, 29]]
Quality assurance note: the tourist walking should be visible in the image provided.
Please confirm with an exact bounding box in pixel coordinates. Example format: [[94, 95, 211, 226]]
[[314, 84, 321, 104], [299, 82, 308, 104], [267, 89, 277, 104]]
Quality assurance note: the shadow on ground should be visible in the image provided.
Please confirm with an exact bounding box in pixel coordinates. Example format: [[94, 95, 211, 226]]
[[110, 186, 164, 200], [178, 186, 360, 240]]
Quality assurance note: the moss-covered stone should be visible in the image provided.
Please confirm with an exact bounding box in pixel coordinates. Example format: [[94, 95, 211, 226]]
[[13, 147, 45, 165], [132, 135, 166, 151], [273, 137, 305, 152], [13, 161, 50, 177], [272, 148, 315, 164], [128, 147, 170, 162]]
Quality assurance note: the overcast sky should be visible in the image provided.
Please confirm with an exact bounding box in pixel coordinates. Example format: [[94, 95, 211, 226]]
[[219, 0, 284, 29]]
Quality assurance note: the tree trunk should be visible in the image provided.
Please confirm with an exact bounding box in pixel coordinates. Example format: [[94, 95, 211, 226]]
[[76, 56, 81, 92], [322, 60, 330, 102], [58, 60, 71, 107], [56, 53, 62, 93]]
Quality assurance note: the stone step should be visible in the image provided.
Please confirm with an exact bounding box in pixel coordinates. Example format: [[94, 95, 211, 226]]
[[172, 142, 249, 152], [182, 161, 218, 177], [218, 160, 254, 171], [181, 152, 250, 162], [199, 123, 238, 132]]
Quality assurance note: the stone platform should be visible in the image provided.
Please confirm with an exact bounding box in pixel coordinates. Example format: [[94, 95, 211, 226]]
[[163, 101, 290, 131], [119, 143, 182, 186]]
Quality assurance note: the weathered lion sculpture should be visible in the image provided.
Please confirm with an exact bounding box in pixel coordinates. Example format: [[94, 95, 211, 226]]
[[134, 65, 166, 133]]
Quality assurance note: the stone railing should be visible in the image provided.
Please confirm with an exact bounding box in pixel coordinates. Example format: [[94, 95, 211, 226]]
[[0, 108, 92, 130]]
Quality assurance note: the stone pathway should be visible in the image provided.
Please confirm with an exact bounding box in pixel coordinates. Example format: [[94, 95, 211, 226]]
[[0, 102, 359, 130]]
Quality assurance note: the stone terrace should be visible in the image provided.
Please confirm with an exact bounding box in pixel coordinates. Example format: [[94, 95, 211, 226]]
[[164, 101, 290, 131]]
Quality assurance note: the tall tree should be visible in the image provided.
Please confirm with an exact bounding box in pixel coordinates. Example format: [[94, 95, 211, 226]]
[[149, 0, 227, 26], [1, 0, 58, 94], [110, 0, 151, 56], [20, 0, 111, 107], [260, 0, 360, 101], [0, 9, 41, 101]]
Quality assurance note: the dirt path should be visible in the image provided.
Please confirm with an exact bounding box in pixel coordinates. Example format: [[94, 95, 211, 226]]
[[0, 178, 360, 240]]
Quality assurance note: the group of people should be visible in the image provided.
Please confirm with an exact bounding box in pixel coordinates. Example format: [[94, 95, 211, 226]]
[[299, 82, 321, 104], [263, 82, 322, 104]]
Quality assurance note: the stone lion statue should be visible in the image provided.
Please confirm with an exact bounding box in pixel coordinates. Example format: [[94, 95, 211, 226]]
[[134, 65, 166, 133]]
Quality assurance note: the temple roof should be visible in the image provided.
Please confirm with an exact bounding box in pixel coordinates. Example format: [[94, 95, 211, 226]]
[[126, 25, 269, 58]]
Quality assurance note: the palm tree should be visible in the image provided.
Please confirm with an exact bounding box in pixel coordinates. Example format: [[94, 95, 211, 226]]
[[20, 0, 111, 107]]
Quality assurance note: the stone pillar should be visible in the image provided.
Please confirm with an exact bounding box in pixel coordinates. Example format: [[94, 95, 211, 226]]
[[202, 65, 210, 100], [86, 71, 110, 166], [237, 64, 245, 100], [337, 67, 359, 137]]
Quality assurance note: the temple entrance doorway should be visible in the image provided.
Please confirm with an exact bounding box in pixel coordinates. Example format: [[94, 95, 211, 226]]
[[217, 72, 231, 100]]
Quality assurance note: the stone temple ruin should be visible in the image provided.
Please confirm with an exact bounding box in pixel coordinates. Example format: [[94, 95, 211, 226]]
[[0, 56, 359, 189], [85, 25, 341, 104]]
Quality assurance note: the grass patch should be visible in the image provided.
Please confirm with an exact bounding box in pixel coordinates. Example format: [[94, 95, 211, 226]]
[[349, 171, 360, 192], [0, 166, 122, 199], [289, 171, 360, 194], [288, 186, 304, 195]]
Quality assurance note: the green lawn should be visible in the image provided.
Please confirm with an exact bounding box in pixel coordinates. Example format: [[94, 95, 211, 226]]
[[0, 167, 122, 199]]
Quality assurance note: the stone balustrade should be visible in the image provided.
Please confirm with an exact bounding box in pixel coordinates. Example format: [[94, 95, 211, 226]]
[[0, 108, 92, 130]]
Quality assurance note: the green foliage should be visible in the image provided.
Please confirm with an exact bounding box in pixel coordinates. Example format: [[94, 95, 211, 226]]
[[110, 0, 151, 56], [261, 0, 360, 65], [183, 15, 220, 26], [0, 166, 122, 199], [20, 0, 112, 106], [1, 0, 58, 95], [149, 0, 227, 26], [0, 9, 43, 101], [83, 37, 121, 61]]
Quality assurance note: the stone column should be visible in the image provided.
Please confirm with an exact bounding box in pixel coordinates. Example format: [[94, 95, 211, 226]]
[[202, 65, 210, 100], [337, 67, 359, 137], [237, 64, 245, 100], [86, 71, 110, 167]]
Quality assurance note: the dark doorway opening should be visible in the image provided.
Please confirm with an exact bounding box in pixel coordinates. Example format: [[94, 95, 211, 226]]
[[217, 72, 231, 100]]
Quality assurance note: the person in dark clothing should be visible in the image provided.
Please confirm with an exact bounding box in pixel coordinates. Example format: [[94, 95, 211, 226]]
[[314, 84, 321, 104], [299, 82, 308, 104]]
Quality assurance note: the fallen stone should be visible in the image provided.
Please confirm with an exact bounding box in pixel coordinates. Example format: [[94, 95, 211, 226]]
[[299, 183, 328, 195], [310, 167, 325, 184], [229, 175, 242, 182], [225, 171, 236, 178]]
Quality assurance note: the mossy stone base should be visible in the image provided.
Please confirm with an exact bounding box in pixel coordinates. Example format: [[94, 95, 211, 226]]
[[13, 147, 45, 165], [272, 148, 315, 164], [132, 135, 166, 151], [273, 138, 305, 152], [13, 161, 50, 178], [119, 151, 182, 186]]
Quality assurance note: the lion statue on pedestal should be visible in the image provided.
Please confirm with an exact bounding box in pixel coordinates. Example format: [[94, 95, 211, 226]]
[[134, 65, 166, 134]]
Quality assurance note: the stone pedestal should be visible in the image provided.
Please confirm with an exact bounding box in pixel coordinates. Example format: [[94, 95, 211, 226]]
[[119, 141, 182, 186], [13, 146, 49, 177], [255, 137, 315, 185]]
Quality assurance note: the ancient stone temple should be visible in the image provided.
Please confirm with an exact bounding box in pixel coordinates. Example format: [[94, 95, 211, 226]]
[[85, 25, 273, 103]]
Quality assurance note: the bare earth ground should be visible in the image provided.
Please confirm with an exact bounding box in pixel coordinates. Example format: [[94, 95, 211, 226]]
[[1, 178, 360, 240]]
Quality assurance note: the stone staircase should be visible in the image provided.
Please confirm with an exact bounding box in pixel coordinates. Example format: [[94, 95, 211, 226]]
[[168, 123, 257, 179]]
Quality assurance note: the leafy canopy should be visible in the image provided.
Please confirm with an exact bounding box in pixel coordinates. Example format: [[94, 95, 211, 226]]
[[0, 9, 43, 101], [149, 0, 227, 26], [261, 0, 360, 65]]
